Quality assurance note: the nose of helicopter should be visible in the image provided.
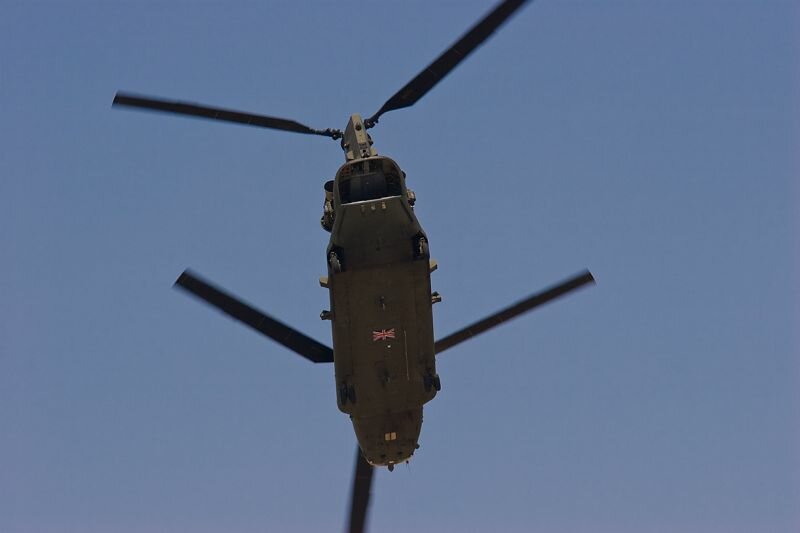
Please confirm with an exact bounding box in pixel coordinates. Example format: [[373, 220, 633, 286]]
[[351, 408, 422, 467]]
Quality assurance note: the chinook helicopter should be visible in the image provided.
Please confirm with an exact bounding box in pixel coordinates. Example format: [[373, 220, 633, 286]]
[[113, 0, 594, 531]]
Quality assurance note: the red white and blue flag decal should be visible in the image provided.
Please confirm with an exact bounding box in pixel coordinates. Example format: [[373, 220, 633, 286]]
[[372, 328, 396, 342]]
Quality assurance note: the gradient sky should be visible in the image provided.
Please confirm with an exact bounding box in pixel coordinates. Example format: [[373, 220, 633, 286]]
[[2, 1, 798, 532]]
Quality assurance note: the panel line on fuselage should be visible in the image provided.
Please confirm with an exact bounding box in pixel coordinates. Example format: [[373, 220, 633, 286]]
[[404, 328, 410, 381]]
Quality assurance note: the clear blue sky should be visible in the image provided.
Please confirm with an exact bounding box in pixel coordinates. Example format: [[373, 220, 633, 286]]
[[2, 1, 797, 532]]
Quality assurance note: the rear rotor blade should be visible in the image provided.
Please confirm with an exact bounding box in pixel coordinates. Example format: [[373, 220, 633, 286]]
[[434, 270, 595, 355], [348, 447, 374, 533], [365, 0, 531, 127], [113, 92, 342, 139], [175, 270, 334, 363]]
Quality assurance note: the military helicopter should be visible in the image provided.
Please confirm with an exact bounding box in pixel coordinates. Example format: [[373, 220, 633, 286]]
[[113, 0, 594, 531]]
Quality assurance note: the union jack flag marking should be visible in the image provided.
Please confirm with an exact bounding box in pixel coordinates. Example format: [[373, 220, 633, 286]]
[[372, 328, 396, 342]]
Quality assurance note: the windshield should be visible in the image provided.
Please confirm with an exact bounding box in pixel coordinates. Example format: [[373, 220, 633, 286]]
[[339, 173, 401, 204]]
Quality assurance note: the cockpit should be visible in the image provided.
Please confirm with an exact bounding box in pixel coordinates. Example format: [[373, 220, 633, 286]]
[[339, 172, 402, 204], [336, 157, 405, 205]]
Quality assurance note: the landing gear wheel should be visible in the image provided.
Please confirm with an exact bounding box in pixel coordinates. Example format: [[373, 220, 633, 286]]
[[415, 236, 429, 259], [328, 251, 342, 273], [347, 385, 357, 404], [388, 464, 395, 472], [423, 373, 440, 393]]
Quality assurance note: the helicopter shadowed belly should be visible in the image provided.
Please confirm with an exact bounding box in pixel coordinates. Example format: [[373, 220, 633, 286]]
[[323, 154, 440, 464], [329, 256, 438, 419]]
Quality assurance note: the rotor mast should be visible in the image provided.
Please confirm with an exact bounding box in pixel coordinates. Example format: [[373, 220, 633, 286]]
[[342, 114, 377, 162]]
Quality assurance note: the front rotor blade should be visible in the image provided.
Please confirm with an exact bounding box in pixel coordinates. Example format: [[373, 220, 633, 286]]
[[434, 270, 595, 355], [113, 92, 341, 138], [366, 0, 531, 126], [348, 447, 374, 533], [175, 270, 334, 363]]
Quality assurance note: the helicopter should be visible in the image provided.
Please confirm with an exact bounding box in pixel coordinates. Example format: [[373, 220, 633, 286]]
[[113, 0, 594, 531]]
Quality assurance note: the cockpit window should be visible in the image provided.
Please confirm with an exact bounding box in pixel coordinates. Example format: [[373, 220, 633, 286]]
[[339, 173, 401, 204]]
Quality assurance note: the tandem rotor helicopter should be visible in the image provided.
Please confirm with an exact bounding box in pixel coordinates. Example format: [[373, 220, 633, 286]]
[[113, 0, 594, 531]]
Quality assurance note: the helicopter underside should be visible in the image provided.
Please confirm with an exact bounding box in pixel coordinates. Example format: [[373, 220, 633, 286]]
[[331, 258, 437, 466], [326, 192, 439, 465]]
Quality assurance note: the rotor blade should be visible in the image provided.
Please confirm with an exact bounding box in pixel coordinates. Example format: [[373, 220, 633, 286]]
[[365, 0, 531, 126], [113, 92, 341, 139], [174, 270, 334, 363], [348, 447, 375, 533], [434, 270, 595, 355]]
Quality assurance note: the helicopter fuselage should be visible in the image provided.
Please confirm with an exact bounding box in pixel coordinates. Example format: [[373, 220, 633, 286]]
[[322, 151, 439, 467]]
